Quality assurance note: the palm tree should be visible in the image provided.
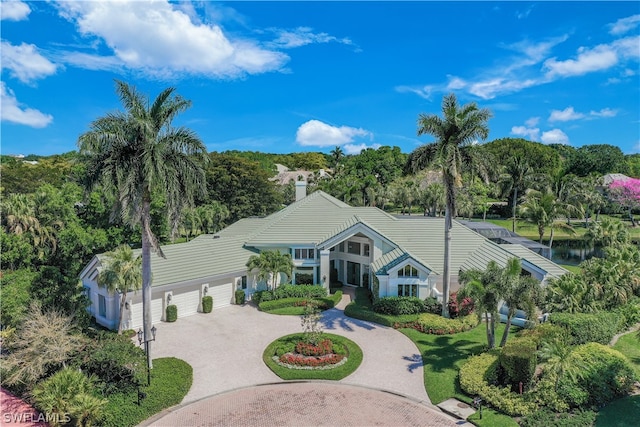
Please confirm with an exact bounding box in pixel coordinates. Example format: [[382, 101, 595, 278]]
[[498, 156, 535, 233], [407, 93, 492, 317], [330, 146, 344, 168], [497, 259, 542, 347], [246, 250, 294, 290], [584, 217, 629, 247], [458, 260, 504, 348], [78, 80, 208, 367], [519, 189, 575, 249], [98, 244, 142, 334]]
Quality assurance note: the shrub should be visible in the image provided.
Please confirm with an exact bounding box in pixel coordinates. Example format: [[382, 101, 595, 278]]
[[274, 284, 328, 299], [32, 368, 107, 427], [404, 313, 478, 335], [423, 297, 442, 315], [122, 329, 137, 339], [559, 342, 636, 408], [549, 312, 621, 345], [459, 352, 538, 416], [296, 339, 333, 356], [201, 296, 213, 313], [372, 296, 425, 315], [81, 332, 146, 395], [234, 289, 245, 305], [519, 408, 597, 427], [517, 323, 571, 349], [259, 292, 342, 313], [448, 291, 474, 318], [499, 338, 537, 391], [165, 304, 177, 322], [613, 298, 640, 330]]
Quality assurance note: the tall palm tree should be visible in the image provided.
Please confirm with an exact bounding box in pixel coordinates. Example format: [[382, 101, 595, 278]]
[[407, 93, 492, 317], [78, 80, 208, 367], [498, 156, 535, 233], [330, 146, 344, 168], [98, 244, 142, 334], [246, 250, 294, 290]]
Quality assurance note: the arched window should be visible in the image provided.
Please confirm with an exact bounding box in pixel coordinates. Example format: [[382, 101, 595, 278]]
[[398, 264, 418, 278]]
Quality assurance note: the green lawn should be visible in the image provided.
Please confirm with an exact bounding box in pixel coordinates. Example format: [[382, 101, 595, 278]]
[[401, 324, 518, 427], [484, 215, 640, 241], [101, 357, 193, 427], [612, 330, 640, 378]]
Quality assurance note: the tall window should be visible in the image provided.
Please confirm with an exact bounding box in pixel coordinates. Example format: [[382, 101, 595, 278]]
[[363, 244, 370, 257], [98, 295, 106, 317], [347, 241, 361, 255], [241, 275, 247, 290], [294, 248, 315, 259], [398, 265, 418, 278], [397, 284, 418, 297]]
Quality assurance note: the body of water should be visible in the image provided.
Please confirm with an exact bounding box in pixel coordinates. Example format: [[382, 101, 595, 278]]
[[547, 240, 602, 266]]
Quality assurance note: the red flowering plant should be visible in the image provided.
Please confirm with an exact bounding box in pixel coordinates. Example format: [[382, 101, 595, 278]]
[[280, 353, 344, 367], [296, 339, 334, 356], [447, 292, 474, 318]]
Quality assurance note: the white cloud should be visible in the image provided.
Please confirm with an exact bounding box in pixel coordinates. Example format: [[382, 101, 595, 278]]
[[609, 14, 640, 35], [549, 107, 584, 122], [53, 0, 288, 79], [468, 77, 538, 99], [268, 27, 355, 49], [541, 129, 569, 145], [395, 85, 433, 100], [589, 108, 617, 118], [296, 120, 372, 148], [525, 117, 540, 127], [0, 82, 53, 128], [511, 125, 540, 141], [446, 76, 466, 90], [1, 41, 58, 83], [343, 143, 382, 155], [1, 0, 30, 21]]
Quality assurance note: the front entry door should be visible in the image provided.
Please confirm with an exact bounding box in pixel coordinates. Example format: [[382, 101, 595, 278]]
[[346, 261, 361, 286]]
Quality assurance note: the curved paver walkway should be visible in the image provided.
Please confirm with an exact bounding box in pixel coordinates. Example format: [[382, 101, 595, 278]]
[[142, 382, 460, 427], [145, 289, 466, 426]]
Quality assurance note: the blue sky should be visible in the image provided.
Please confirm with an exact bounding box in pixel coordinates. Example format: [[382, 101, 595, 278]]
[[1, 1, 639, 157]]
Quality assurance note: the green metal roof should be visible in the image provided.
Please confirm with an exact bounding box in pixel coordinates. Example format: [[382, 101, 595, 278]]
[[89, 190, 567, 287]]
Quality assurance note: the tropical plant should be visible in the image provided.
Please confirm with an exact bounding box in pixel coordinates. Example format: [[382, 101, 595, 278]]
[[32, 368, 107, 427], [499, 156, 535, 233], [246, 250, 294, 290], [97, 244, 142, 334], [1, 302, 85, 389], [544, 273, 592, 314], [78, 80, 208, 365], [584, 217, 630, 247], [407, 93, 492, 317], [608, 178, 640, 227], [519, 189, 575, 248], [330, 146, 344, 168], [458, 260, 504, 348], [537, 338, 583, 391], [498, 260, 543, 347]]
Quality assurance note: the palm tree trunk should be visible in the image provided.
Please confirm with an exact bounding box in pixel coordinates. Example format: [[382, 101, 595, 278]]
[[442, 204, 452, 318], [512, 188, 518, 233], [141, 193, 153, 371], [500, 312, 513, 347], [549, 227, 555, 249], [629, 208, 637, 227], [488, 313, 495, 349], [118, 291, 127, 335]]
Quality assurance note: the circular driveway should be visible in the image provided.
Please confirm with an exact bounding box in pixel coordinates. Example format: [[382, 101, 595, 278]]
[[144, 291, 464, 426]]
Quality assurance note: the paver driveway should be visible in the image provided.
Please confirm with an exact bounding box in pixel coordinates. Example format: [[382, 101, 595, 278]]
[[150, 291, 430, 405]]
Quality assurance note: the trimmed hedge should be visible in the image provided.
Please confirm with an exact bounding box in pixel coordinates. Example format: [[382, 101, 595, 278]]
[[411, 313, 478, 335], [549, 312, 621, 345], [165, 304, 177, 322], [459, 351, 538, 416], [253, 284, 328, 304], [372, 296, 425, 315], [516, 323, 570, 349], [201, 296, 213, 313], [259, 291, 342, 312], [235, 289, 245, 305], [499, 338, 537, 391]]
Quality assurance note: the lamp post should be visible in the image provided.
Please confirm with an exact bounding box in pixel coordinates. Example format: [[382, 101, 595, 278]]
[[137, 325, 157, 386]]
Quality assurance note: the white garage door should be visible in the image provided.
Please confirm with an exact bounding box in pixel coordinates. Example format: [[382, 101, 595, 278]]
[[210, 282, 233, 309], [172, 289, 200, 317], [130, 299, 162, 330]]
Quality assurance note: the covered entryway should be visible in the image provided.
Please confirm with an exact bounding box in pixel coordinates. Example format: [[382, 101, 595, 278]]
[[347, 261, 361, 286]]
